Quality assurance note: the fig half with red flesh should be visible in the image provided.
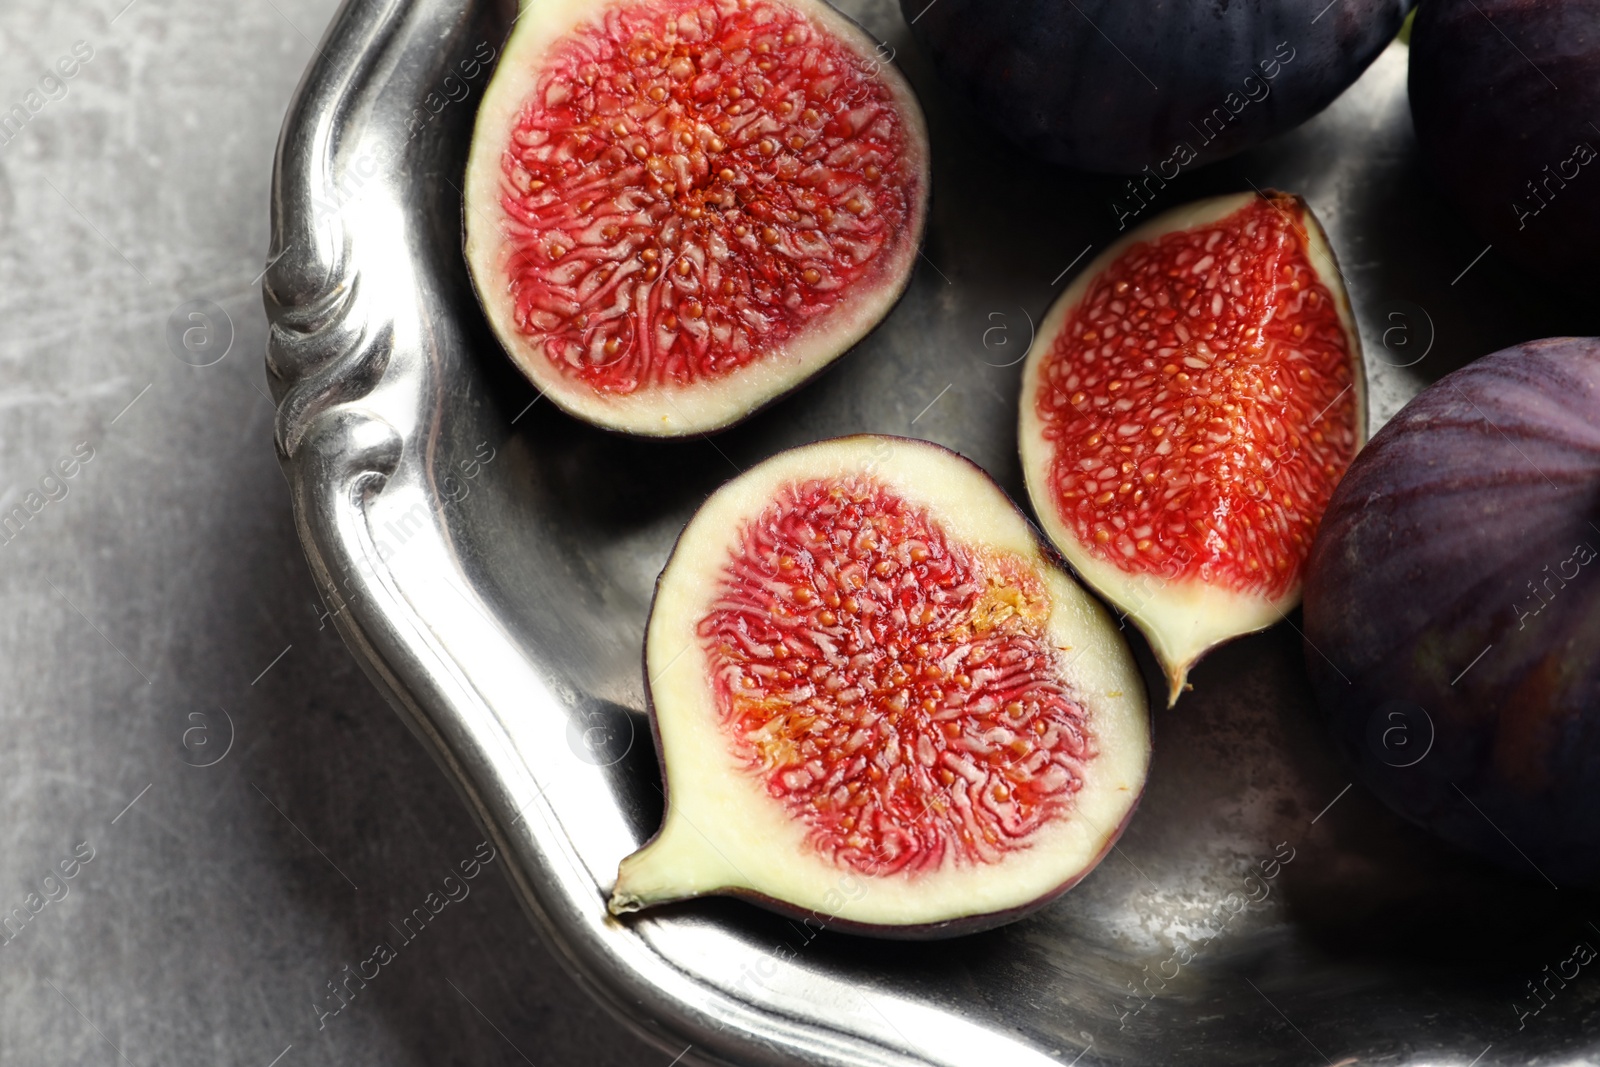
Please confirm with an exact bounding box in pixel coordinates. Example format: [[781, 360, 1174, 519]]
[[464, 0, 930, 436], [612, 436, 1150, 935], [1020, 192, 1365, 707]]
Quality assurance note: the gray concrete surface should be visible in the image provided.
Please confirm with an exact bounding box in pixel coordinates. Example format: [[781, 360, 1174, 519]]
[[0, 2, 657, 1063]]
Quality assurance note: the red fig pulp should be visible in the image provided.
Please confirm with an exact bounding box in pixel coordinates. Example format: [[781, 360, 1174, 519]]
[[465, 0, 930, 435], [612, 437, 1150, 935], [1020, 192, 1365, 705]]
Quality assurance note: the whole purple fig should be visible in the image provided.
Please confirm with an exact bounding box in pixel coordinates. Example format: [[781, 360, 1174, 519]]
[[901, 0, 1410, 175], [1410, 0, 1600, 278], [1304, 338, 1600, 885]]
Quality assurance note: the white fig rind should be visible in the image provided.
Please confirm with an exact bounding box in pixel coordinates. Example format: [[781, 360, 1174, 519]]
[[464, 0, 931, 437], [1018, 193, 1366, 707], [613, 436, 1150, 934]]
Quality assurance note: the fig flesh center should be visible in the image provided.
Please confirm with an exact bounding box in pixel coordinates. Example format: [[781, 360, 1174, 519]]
[[496, 0, 917, 395], [1034, 196, 1358, 598], [697, 476, 1097, 877]]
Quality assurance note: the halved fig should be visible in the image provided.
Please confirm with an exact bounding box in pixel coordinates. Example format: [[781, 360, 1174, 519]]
[[611, 436, 1150, 936], [1019, 192, 1365, 707], [464, 0, 931, 436]]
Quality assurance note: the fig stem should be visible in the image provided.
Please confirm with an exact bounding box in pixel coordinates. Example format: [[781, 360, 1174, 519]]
[[609, 812, 744, 916]]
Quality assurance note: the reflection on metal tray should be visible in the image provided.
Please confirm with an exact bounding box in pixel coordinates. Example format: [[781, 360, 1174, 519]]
[[264, 0, 1600, 1063]]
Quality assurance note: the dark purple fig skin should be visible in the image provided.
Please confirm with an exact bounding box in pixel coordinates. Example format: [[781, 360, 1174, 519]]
[[1303, 338, 1600, 886], [1410, 0, 1600, 279], [899, 0, 1410, 175]]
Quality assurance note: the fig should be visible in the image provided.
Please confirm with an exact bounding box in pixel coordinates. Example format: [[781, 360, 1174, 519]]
[[1409, 0, 1600, 279], [464, 0, 931, 436], [1304, 338, 1600, 886], [611, 436, 1151, 936], [1019, 192, 1365, 706], [900, 0, 1409, 175]]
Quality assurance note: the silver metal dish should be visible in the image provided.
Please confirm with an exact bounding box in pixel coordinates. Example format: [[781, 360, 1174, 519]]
[[264, 2, 1600, 1063]]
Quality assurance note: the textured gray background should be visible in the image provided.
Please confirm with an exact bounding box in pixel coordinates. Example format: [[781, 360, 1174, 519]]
[[0, 1, 656, 1063]]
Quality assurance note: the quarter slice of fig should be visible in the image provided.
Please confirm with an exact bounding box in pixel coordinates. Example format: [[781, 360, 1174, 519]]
[[464, 0, 931, 436], [1020, 192, 1365, 707], [612, 436, 1150, 936]]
